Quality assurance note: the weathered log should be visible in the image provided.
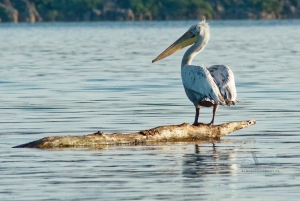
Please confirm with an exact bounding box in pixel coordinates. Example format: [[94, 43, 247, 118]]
[[13, 119, 256, 148]]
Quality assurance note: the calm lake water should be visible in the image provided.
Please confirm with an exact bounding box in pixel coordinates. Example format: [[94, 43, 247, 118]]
[[1, 20, 300, 200]]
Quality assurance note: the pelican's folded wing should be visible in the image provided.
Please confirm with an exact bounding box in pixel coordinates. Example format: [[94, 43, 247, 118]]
[[208, 65, 238, 105], [181, 65, 225, 106]]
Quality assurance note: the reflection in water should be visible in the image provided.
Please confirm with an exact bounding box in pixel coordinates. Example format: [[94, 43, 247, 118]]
[[182, 144, 238, 178]]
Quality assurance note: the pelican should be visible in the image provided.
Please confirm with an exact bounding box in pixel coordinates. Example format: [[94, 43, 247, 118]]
[[152, 21, 239, 126]]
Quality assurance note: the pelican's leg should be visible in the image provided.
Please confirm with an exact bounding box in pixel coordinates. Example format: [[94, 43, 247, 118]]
[[193, 106, 200, 126], [208, 105, 218, 126]]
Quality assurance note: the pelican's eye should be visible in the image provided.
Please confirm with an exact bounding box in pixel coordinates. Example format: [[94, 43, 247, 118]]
[[188, 30, 196, 38]]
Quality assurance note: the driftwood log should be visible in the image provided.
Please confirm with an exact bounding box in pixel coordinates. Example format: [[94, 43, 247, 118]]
[[14, 119, 256, 148]]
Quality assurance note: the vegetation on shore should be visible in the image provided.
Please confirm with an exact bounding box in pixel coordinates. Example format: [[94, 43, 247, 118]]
[[0, 0, 299, 23]]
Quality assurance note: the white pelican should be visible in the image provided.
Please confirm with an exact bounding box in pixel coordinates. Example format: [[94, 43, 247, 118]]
[[152, 21, 239, 126]]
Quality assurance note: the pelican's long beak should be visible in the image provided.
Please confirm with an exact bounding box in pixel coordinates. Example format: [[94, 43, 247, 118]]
[[152, 31, 197, 63]]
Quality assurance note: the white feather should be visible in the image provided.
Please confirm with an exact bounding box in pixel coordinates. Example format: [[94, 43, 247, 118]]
[[208, 65, 238, 104], [181, 65, 225, 107]]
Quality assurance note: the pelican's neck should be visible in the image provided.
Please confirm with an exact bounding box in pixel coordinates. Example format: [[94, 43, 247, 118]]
[[181, 37, 209, 67]]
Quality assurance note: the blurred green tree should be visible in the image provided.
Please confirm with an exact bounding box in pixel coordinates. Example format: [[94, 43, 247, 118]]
[[0, 0, 299, 22]]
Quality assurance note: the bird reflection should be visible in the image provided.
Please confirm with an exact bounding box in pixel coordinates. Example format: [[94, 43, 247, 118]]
[[182, 143, 238, 178]]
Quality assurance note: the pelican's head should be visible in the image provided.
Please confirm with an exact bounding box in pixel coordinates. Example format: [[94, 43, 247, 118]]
[[152, 21, 210, 63]]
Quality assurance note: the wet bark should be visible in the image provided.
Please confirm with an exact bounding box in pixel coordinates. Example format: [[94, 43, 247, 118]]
[[14, 119, 256, 148]]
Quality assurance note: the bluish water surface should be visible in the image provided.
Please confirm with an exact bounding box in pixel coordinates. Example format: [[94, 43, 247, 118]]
[[1, 20, 300, 200]]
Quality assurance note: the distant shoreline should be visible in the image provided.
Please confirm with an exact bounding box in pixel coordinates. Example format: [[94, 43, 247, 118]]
[[1, 0, 299, 23], [1, 18, 300, 24]]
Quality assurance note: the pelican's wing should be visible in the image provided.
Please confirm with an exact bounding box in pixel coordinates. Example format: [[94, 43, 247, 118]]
[[208, 65, 238, 104], [181, 65, 225, 106]]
